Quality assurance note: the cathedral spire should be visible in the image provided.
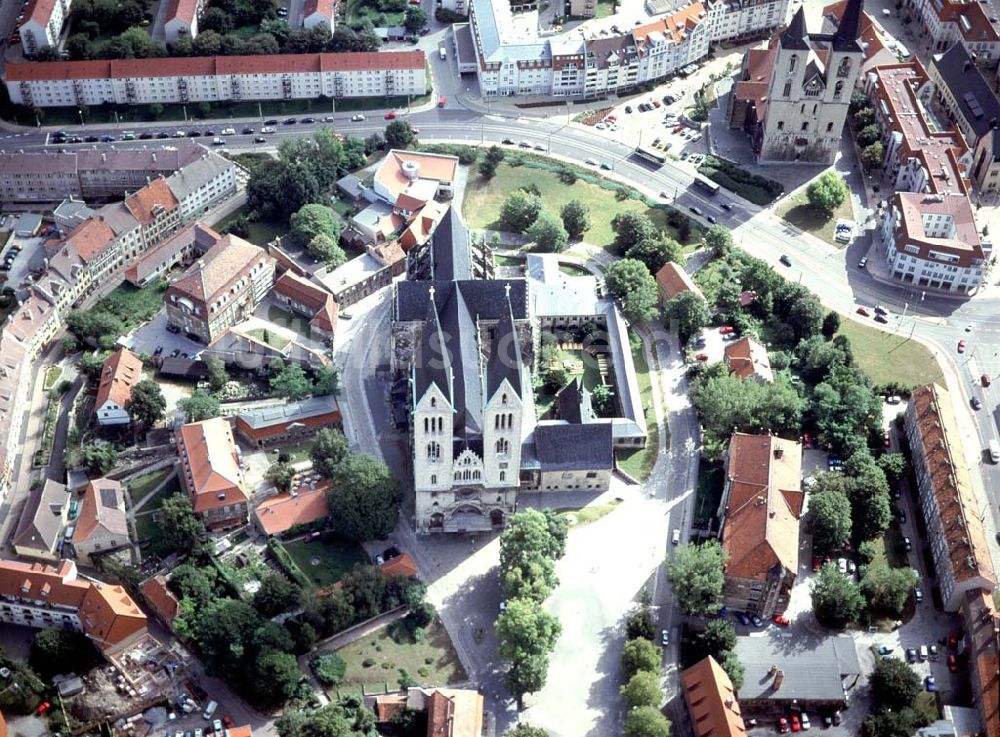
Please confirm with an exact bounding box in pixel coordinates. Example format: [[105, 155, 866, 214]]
[[780, 7, 810, 50], [832, 0, 864, 51]]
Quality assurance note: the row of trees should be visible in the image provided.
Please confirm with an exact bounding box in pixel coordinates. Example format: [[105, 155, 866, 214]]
[[618, 595, 671, 737], [850, 91, 886, 173], [495, 510, 567, 708]]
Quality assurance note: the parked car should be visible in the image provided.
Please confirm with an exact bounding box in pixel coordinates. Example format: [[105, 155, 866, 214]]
[[301, 117, 315, 123], [800, 713, 811, 731], [906, 648, 917, 663], [958, 339, 967, 353], [914, 585, 923, 603], [858, 257, 868, 268], [903, 536, 912, 552], [735, 611, 750, 626], [778, 718, 790, 734], [790, 714, 801, 732], [982, 373, 992, 387], [779, 254, 792, 267], [925, 675, 937, 692], [929, 644, 938, 661], [283, 117, 297, 124], [750, 614, 763, 627], [772, 615, 790, 627], [877, 646, 894, 655], [384, 112, 396, 120], [972, 397, 983, 410], [948, 654, 958, 672]]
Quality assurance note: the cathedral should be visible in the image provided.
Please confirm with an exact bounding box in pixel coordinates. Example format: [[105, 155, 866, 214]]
[[728, 0, 864, 163]]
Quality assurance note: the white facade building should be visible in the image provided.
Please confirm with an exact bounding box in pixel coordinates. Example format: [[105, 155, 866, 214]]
[[18, 0, 72, 54], [303, 0, 336, 29], [6, 51, 427, 108], [164, 0, 204, 43]]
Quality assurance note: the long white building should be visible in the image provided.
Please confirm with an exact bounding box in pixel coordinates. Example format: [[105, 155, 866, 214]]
[[18, 0, 72, 54], [467, 0, 781, 97], [5, 51, 427, 108]]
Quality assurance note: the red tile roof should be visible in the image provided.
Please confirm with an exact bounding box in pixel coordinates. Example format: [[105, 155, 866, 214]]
[[655, 261, 703, 301], [175, 417, 248, 514], [65, 217, 116, 262], [682, 656, 747, 737], [95, 348, 143, 415], [303, 0, 336, 18], [961, 589, 1000, 737], [254, 487, 329, 536], [724, 337, 773, 382], [140, 575, 180, 625], [381, 553, 418, 579], [164, 0, 199, 25], [73, 478, 128, 543], [4, 52, 424, 82], [426, 690, 484, 737], [274, 272, 338, 314], [124, 179, 179, 225], [166, 234, 272, 307], [23, 0, 58, 27]]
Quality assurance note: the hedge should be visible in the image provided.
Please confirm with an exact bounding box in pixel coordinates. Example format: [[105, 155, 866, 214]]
[[267, 539, 314, 590], [697, 155, 784, 206]]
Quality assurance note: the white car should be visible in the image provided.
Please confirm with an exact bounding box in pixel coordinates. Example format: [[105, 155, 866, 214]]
[[261, 126, 276, 133], [585, 158, 598, 166], [595, 122, 607, 130], [801, 714, 811, 731], [661, 629, 669, 646], [324, 115, 335, 122], [220, 127, 235, 135], [351, 113, 365, 121]]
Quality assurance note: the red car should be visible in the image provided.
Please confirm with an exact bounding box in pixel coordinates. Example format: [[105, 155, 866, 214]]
[[696, 353, 708, 361], [947, 654, 958, 673], [673, 124, 684, 133], [36, 702, 51, 716], [983, 373, 992, 387], [719, 325, 734, 334], [790, 714, 802, 732], [773, 615, 790, 627], [778, 717, 790, 734], [856, 306, 870, 317], [384, 111, 396, 120], [811, 555, 821, 572], [948, 630, 960, 649], [958, 339, 967, 353], [438, 96, 447, 108], [223, 716, 234, 728]]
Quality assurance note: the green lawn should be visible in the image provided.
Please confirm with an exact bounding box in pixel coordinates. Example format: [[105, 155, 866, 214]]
[[42, 366, 62, 391], [594, 0, 618, 17], [88, 281, 169, 335], [265, 440, 316, 463], [559, 262, 590, 277], [279, 534, 368, 589], [333, 618, 466, 696], [615, 337, 661, 482], [557, 500, 622, 528], [836, 320, 943, 388], [245, 328, 290, 350], [495, 255, 523, 267], [267, 305, 312, 337], [462, 163, 682, 250], [135, 510, 168, 557], [535, 347, 605, 419], [775, 190, 853, 248], [213, 207, 287, 247], [126, 467, 177, 510]]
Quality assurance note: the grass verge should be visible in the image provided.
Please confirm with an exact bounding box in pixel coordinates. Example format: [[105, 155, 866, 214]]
[[279, 534, 368, 589], [775, 190, 852, 247], [615, 337, 661, 481], [557, 499, 622, 528], [835, 320, 944, 389], [42, 367, 62, 391], [333, 618, 466, 696]]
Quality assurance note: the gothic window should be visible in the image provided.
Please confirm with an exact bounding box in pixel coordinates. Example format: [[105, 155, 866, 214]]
[[801, 121, 809, 131], [789, 54, 798, 72], [507, 413, 513, 427], [495, 415, 500, 430], [426, 441, 441, 460], [812, 104, 817, 114], [827, 121, 834, 132], [777, 121, 785, 131], [837, 58, 851, 78], [473, 470, 480, 480], [454, 472, 461, 481], [496, 438, 509, 454], [834, 80, 844, 98], [800, 103, 805, 114], [783, 81, 792, 97], [500, 471, 506, 482], [431, 474, 437, 485], [424, 418, 429, 433]]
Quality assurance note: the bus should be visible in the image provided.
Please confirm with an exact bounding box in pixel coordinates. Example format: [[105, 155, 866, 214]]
[[693, 176, 720, 195], [632, 145, 666, 167]]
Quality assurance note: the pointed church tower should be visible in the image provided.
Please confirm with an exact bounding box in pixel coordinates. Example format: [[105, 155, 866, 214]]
[[412, 286, 455, 493], [482, 284, 524, 490]]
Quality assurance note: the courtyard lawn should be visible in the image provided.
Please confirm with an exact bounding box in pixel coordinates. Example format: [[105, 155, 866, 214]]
[[462, 163, 682, 249], [126, 467, 177, 510], [245, 328, 290, 350], [265, 440, 316, 463], [775, 190, 853, 248], [535, 347, 606, 419], [267, 305, 311, 337], [835, 320, 944, 389], [280, 534, 368, 589], [614, 338, 661, 482], [334, 618, 466, 696], [213, 207, 287, 247], [89, 280, 169, 335], [594, 0, 618, 17]]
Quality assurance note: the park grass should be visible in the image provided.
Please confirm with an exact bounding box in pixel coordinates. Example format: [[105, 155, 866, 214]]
[[333, 618, 466, 696], [245, 328, 290, 350], [615, 338, 661, 482], [462, 163, 677, 250], [775, 190, 853, 248], [126, 467, 176, 510], [835, 320, 944, 389], [557, 499, 622, 528], [280, 534, 368, 589]]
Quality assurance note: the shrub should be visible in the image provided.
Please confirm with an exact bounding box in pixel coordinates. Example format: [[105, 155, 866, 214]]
[[362, 658, 376, 668], [310, 653, 347, 686]]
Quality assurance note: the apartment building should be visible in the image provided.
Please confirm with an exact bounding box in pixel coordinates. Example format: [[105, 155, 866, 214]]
[[928, 44, 1000, 193], [18, 0, 72, 54], [164, 152, 238, 221], [94, 348, 143, 426], [272, 272, 339, 342], [718, 433, 803, 618], [164, 0, 204, 43], [905, 0, 1000, 64], [164, 235, 276, 343], [303, 0, 336, 29], [175, 417, 249, 530], [71, 478, 130, 564], [124, 222, 223, 287], [5, 52, 427, 108], [0, 559, 147, 654], [707, 0, 789, 43], [905, 384, 997, 611], [880, 192, 989, 294]]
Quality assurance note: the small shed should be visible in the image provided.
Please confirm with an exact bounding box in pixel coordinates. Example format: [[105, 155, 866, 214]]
[[14, 213, 42, 237]]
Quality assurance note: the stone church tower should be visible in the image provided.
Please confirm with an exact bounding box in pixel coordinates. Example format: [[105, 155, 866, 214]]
[[758, 0, 864, 163]]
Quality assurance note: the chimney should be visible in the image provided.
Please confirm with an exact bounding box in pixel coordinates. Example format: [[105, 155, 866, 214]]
[[964, 60, 972, 72], [152, 152, 157, 162], [772, 669, 784, 690]]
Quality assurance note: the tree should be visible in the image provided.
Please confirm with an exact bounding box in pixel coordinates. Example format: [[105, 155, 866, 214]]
[[385, 120, 418, 149], [30, 629, 99, 679], [403, 4, 427, 33], [869, 657, 921, 711], [704, 224, 733, 257], [249, 650, 303, 707], [622, 637, 661, 677], [499, 509, 566, 602], [126, 379, 166, 428], [809, 490, 852, 554], [560, 200, 590, 239], [665, 292, 710, 343], [495, 598, 562, 707], [327, 453, 400, 541], [506, 726, 550, 737], [312, 366, 339, 396], [718, 651, 745, 690], [479, 145, 505, 179], [606, 259, 660, 324], [265, 462, 295, 492], [526, 211, 569, 252], [311, 428, 349, 477], [626, 236, 681, 274], [206, 356, 229, 391], [863, 709, 920, 737], [253, 572, 304, 618], [858, 124, 881, 147], [171, 563, 218, 609], [849, 90, 868, 113], [697, 619, 736, 661], [855, 107, 876, 128], [270, 363, 313, 400], [611, 211, 657, 253], [158, 494, 206, 554], [78, 350, 110, 379], [591, 383, 614, 416], [822, 311, 840, 339], [66, 33, 94, 59], [625, 607, 656, 641], [500, 190, 543, 232], [878, 453, 907, 482], [860, 562, 917, 617], [306, 233, 347, 267], [805, 171, 848, 215], [665, 541, 726, 616], [621, 671, 662, 708], [177, 388, 220, 422], [691, 372, 804, 440], [200, 6, 233, 33], [623, 706, 670, 737], [862, 142, 885, 170], [811, 562, 864, 628], [290, 203, 341, 246], [79, 442, 119, 474]]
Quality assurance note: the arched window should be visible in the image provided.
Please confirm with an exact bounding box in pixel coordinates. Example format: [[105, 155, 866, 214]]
[[430, 474, 437, 485], [496, 438, 509, 455], [834, 80, 844, 98], [789, 54, 798, 73], [837, 57, 851, 78], [502, 393, 508, 404], [426, 441, 440, 460], [499, 471, 506, 483], [430, 397, 436, 408], [507, 413, 513, 427], [783, 81, 792, 97], [424, 418, 429, 433], [473, 470, 480, 480]]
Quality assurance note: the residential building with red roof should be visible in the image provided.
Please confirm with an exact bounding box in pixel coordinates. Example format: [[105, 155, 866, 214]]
[[905, 384, 996, 611], [380, 553, 419, 579], [719, 433, 803, 618], [234, 396, 341, 447], [724, 336, 774, 383], [0, 559, 147, 654], [94, 347, 143, 426], [254, 486, 329, 537], [164, 0, 204, 42], [165, 234, 275, 343], [908, 0, 1000, 64], [654, 261, 705, 304], [17, 0, 72, 53], [273, 272, 339, 342], [682, 656, 747, 737], [124, 222, 223, 288], [959, 589, 1000, 737], [72, 478, 130, 564], [303, 0, 336, 29], [139, 575, 180, 626], [175, 417, 249, 530], [5, 52, 427, 108], [367, 687, 484, 737]]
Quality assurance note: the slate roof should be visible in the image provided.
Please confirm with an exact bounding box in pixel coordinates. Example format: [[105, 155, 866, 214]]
[[733, 632, 860, 703], [485, 288, 523, 398], [535, 422, 613, 471], [13, 478, 68, 554], [831, 0, 863, 51], [428, 208, 471, 282], [780, 7, 810, 50], [555, 378, 594, 424], [932, 43, 1000, 152]]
